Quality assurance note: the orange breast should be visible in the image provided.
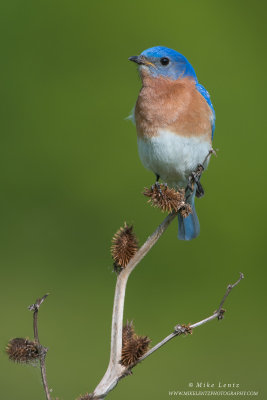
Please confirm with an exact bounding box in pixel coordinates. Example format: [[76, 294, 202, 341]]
[[135, 75, 212, 143]]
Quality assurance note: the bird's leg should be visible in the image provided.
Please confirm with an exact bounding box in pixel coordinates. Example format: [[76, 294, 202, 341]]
[[155, 174, 163, 194], [186, 149, 216, 200], [152, 174, 163, 194], [196, 181, 205, 198], [152, 174, 160, 189], [156, 174, 168, 189], [186, 164, 204, 199]]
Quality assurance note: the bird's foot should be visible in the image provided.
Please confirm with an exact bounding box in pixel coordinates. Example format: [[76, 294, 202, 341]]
[[186, 149, 216, 199], [193, 163, 205, 182], [154, 181, 163, 195], [151, 174, 163, 193], [196, 181, 205, 198], [186, 164, 204, 196]]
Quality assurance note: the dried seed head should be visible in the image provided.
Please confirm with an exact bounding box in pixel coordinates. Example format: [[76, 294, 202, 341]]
[[122, 320, 135, 344], [174, 323, 193, 336], [143, 185, 191, 216], [121, 335, 151, 367], [111, 224, 138, 269], [181, 324, 192, 335], [120, 321, 151, 367], [78, 394, 93, 400], [6, 338, 40, 364], [179, 203, 193, 218]]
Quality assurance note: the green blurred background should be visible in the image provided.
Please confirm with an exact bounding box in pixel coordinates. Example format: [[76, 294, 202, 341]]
[[0, 1, 266, 399]]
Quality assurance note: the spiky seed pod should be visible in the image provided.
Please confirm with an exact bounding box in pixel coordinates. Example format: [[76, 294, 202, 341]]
[[111, 224, 138, 269], [121, 335, 151, 367], [174, 323, 193, 336], [181, 324, 193, 335], [6, 338, 40, 364], [120, 322, 151, 367], [78, 394, 93, 400], [143, 184, 192, 216], [122, 320, 135, 344], [179, 203, 193, 218]]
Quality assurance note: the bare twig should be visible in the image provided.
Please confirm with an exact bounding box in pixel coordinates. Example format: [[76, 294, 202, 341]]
[[203, 148, 217, 164], [217, 272, 244, 317], [28, 294, 51, 400], [135, 272, 244, 365]]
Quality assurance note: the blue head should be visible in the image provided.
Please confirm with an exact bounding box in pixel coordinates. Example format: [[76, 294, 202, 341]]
[[129, 46, 197, 81]]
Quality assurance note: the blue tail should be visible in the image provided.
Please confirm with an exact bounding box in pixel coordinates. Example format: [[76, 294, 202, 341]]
[[178, 198, 200, 240]]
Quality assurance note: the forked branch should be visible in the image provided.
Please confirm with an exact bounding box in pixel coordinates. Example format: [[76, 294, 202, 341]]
[[91, 217, 244, 399], [92, 211, 178, 398]]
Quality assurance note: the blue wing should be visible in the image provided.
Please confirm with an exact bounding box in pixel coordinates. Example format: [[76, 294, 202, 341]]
[[196, 83, 215, 140]]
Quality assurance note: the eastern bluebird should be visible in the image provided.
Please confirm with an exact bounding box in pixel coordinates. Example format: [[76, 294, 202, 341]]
[[129, 46, 215, 240]]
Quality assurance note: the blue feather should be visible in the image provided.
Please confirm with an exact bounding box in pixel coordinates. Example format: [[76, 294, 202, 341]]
[[196, 83, 216, 139], [138, 46, 216, 139], [178, 195, 200, 241], [141, 46, 198, 81]]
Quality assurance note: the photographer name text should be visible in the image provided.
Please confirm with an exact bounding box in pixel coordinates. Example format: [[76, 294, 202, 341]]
[[189, 382, 240, 388]]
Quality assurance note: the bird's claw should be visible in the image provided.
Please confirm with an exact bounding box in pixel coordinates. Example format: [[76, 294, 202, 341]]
[[196, 181, 205, 198], [151, 181, 168, 196], [186, 164, 205, 199], [155, 181, 162, 195]]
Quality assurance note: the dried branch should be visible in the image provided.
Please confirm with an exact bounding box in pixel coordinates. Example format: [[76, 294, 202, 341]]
[[216, 272, 244, 317], [92, 211, 178, 399], [134, 272, 244, 365], [28, 294, 51, 400]]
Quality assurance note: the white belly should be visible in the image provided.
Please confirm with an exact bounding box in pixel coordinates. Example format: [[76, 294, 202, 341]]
[[137, 129, 212, 188]]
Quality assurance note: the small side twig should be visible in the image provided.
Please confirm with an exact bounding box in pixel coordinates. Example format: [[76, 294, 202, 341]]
[[133, 272, 244, 366], [28, 294, 51, 400], [216, 272, 244, 318]]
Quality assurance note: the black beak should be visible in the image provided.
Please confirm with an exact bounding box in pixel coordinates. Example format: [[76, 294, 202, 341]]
[[128, 55, 145, 65]]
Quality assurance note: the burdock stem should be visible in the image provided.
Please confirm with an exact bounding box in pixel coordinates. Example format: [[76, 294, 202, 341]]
[[93, 211, 178, 398], [28, 294, 51, 400]]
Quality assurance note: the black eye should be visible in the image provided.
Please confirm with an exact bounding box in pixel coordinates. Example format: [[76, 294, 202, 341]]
[[160, 57, 170, 66]]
